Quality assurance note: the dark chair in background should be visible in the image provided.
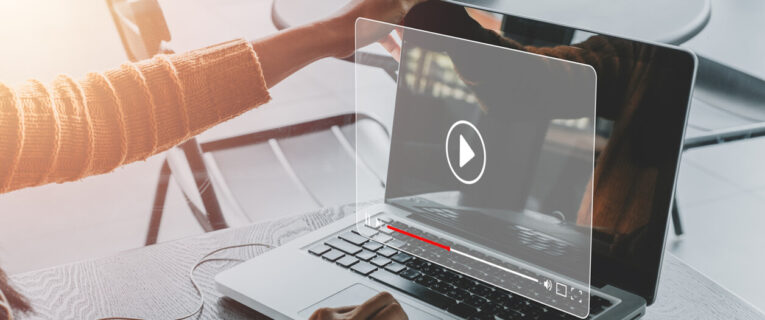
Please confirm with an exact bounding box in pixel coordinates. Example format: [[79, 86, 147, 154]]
[[673, 57, 765, 235]]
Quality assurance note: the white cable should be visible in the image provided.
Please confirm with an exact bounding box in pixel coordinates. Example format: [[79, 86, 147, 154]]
[[98, 242, 273, 320]]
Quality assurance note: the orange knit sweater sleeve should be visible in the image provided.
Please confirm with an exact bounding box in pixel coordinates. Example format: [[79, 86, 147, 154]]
[[0, 39, 270, 193]]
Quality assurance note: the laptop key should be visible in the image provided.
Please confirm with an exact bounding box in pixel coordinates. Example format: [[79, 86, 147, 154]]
[[419, 264, 441, 276], [463, 294, 489, 308], [391, 252, 412, 264], [353, 225, 379, 237], [469, 283, 494, 297], [414, 275, 438, 288], [387, 239, 407, 248], [434, 269, 460, 283], [322, 249, 344, 262], [365, 219, 384, 229], [385, 262, 406, 274], [369, 270, 455, 310], [377, 247, 398, 258], [372, 234, 393, 243], [356, 250, 376, 261], [309, 244, 331, 256], [362, 241, 384, 252], [336, 256, 359, 268], [339, 232, 369, 246], [481, 303, 507, 315], [488, 291, 514, 306], [406, 257, 427, 269], [446, 288, 470, 301], [431, 282, 455, 295], [458, 277, 476, 288], [371, 256, 392, 267], [326, 239, 362, 255], [447, 302, 479, 318], [400, 268, 421, 280], [351, 261, 377, 276]]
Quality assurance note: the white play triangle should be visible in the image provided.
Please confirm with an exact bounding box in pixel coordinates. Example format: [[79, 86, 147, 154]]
[[459, 134, 475, 167]]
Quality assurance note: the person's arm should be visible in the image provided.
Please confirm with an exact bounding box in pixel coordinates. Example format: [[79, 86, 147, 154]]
[[0, 39, 269, 193], [0, 0, 427, 194]]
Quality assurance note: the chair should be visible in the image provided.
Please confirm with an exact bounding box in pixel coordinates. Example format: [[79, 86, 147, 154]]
[[107, 0, 230, 244], [671, 56, 765, 235], [107, 0, 390, 245]]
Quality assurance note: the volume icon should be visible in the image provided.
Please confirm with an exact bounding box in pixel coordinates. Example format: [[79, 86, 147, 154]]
[[543, 279, 553, 291]]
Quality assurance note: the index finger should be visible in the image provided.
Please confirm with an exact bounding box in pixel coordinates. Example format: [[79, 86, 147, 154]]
[[351, 292, 396, 319], [378, 34, 401, 62], [333, 305, 357, 314]]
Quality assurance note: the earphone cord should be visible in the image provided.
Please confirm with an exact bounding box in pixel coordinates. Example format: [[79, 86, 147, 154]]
[[98, 242, 274, 320]]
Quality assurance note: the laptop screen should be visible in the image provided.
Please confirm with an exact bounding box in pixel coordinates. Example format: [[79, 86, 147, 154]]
[[391, 2, 696, 304]]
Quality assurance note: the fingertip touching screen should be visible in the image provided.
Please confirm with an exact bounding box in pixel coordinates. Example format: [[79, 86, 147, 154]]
[[353, 18, 596, 318]]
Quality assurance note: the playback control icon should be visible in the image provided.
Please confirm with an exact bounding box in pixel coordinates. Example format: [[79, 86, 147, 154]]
[[445, 120, 486, 185], [543, 279, 553, 291]]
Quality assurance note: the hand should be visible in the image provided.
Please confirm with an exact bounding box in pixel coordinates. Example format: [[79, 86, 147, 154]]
[[401, 1, 478, 39], [320, 0, 430, 58], [308, 292, 408, 320], [0, 266, 33, 319], [251, 0, 429, 87]]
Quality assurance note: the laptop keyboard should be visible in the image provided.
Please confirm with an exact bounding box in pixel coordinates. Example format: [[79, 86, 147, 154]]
[[307, 219, 614, 319]]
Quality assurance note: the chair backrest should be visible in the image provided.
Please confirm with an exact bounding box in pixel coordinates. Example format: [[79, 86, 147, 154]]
[[201, 114, 390, 223], [107, 0, 172, 61], [684, 57, 765, 149]]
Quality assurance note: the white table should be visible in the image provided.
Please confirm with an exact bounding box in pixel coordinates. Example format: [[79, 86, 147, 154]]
[[11, 208, 765, 319]]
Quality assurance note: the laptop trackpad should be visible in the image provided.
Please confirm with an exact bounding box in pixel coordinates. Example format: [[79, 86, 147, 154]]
[[298, 283, 440, 319]]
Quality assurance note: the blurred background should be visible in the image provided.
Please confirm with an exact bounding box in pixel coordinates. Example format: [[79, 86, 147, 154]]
[[0, 0, 763, 314]]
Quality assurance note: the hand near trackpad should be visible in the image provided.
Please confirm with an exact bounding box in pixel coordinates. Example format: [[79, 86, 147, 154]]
[[299, 284, 440, 319]]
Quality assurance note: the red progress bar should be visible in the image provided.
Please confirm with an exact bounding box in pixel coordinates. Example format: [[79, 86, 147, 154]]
[[386, 225, 451, 251]]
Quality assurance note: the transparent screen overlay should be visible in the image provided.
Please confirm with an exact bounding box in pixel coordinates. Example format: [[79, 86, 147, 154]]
[[354, 18, 596, 318]]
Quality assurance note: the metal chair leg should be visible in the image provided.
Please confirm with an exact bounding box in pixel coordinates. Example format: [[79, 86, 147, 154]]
[[672, 194, 684, 236], [145, 160, 172, 245], [180, 138, 228, 230]]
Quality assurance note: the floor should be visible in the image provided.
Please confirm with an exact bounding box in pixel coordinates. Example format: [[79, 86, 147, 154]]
[[0, 0, 763, 315], [670, 139, 765, 312]]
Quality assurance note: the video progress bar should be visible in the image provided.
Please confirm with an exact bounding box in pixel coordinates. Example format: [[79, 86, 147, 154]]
[[386, 225, 538, 283]]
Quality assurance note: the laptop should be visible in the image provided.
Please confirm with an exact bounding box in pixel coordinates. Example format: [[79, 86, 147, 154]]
[[215, 2, 697, 319]]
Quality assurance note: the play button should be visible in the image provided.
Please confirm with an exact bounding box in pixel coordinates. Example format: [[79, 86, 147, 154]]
[[446, 120, 486, 184], [459, 135, 475, 167]]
